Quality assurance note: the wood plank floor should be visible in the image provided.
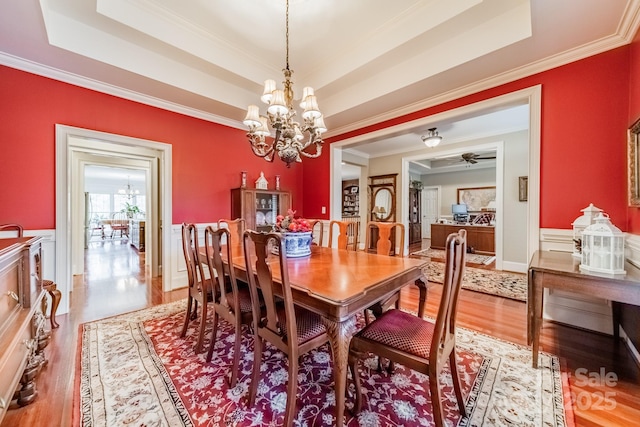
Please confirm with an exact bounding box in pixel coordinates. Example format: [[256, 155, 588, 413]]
[[2, 238, 639, 426]]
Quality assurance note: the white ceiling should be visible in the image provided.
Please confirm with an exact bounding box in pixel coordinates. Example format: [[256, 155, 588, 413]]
[[1, 0, 638, 179]]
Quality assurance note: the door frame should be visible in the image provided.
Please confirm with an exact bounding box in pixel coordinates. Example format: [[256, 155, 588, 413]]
[[330, 85, 541, 267], [421, 186, 440, 238], [55, 125, 173, 314]]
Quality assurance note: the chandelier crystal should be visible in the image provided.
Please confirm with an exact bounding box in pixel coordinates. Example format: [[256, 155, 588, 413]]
[[243, 0, 327, 167]]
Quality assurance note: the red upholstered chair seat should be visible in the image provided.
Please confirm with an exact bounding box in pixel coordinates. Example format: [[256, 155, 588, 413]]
[[276, 305, 328, 344], [357, 309, 434, 359]]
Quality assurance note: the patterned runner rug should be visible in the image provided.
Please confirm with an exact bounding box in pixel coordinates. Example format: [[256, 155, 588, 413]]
[[75, 301, 573, 426], [411, 248, 495, 265], [421, 262, 527, 302]]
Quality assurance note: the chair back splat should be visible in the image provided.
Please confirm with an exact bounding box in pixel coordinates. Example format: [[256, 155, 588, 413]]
[[348, 229, 468, 427], [243, 230, 330, 427]]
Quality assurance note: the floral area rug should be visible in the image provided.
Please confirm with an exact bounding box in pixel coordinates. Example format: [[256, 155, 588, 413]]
[[411, 248, 494, 265], [421, 262, 527, 302], [75, 300, 573, 427]]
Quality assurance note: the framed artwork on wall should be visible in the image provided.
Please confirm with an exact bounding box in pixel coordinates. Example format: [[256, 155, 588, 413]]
[[457, 186, 496, 212], [628, 117, 640, 206], [519, 176, 528, 202]]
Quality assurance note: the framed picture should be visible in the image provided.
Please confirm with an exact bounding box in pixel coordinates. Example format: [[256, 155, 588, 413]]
[[519, 176, 528, 202], [628, 117, 640, 206], [457, 186, 496, 212]]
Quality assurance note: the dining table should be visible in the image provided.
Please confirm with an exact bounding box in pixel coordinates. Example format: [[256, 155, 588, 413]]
[[204, 241, 429, 426]]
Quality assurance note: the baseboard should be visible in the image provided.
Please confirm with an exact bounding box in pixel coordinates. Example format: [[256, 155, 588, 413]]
[[501, 261, 527, 273]]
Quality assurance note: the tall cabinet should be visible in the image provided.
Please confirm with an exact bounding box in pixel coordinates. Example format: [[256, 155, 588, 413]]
[[231, 188, 291, 232], [408, 187, 422, 244]]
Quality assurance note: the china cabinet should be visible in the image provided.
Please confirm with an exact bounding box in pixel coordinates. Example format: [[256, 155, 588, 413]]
[[231, 188, 291, 232], [408, 187, 421, 244]]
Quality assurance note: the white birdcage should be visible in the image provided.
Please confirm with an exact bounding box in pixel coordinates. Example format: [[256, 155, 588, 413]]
[[571, 203, 602, 258], [580, 212, 625, 276]]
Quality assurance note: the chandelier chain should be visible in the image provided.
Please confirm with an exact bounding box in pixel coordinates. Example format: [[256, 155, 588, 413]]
[[285, 0, 290, 70]]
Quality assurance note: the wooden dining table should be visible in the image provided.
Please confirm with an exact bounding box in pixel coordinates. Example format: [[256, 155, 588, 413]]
[[205, 242, 429, 426]]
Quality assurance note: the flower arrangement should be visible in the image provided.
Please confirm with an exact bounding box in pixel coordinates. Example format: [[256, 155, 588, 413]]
[[275, 209, 311, 233]]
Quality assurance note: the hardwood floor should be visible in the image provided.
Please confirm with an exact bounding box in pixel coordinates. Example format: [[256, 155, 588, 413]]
[[2, 238, 639, 426]]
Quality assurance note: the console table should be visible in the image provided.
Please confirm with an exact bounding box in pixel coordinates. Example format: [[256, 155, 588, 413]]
[[431, 223, 495, 254], [528, 250, 640, 368]]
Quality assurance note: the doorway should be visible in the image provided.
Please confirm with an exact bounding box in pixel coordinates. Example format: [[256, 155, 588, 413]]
[[329, 85, 541, 269], [55, 125, 173, 314], [422, 186, 440, 239]]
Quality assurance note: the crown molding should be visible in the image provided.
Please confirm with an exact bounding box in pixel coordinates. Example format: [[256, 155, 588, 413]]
[[0, 52, 244, 130], [327, 27, 637, 139]]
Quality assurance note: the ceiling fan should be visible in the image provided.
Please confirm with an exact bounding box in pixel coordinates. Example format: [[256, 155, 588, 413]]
[[461, 152, 496, 164]]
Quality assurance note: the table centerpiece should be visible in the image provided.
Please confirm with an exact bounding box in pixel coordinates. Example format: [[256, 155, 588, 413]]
[[274, 209, 313, 258]]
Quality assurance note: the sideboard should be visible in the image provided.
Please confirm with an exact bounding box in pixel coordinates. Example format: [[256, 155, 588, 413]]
[[0, 237, 48, 422], [430, 223, 495, 254]]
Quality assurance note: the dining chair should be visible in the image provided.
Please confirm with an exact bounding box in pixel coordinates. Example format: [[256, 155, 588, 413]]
[[364, 221, 405, 257], [109, 211, 129, 238], [306, 219, 324, 246], [203, 226, 254, 387], [348, 230, 468, 427], [217, 218, 245, 242], [243, 230, 331, 427], [180, 223, 213, 353], [364, 221, 406, 324], [328, 220, 359, 250]]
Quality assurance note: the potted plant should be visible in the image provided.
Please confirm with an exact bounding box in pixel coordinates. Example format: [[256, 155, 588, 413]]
[[122, 202, 142, 219]]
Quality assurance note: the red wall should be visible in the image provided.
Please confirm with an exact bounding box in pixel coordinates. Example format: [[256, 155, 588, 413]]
[[627, 29, 640, 232], [0, 65, 302, 229], [305, 46, 632, 231]]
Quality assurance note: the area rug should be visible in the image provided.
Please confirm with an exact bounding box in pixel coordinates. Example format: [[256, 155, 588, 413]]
[[411, 248, 495, 265], [75, 300, 573, 426], [421, 262, 527, 302]]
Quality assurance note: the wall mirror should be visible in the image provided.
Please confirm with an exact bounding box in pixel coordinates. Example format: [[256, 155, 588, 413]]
[[629, 117, 640, 206], [369, 173, 397, 222]]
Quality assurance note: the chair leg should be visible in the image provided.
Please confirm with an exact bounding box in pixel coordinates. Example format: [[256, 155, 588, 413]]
[[429, 370, 445, 427], [206, 311, 220, 363], [283, 356, 298, 427], [449, 350, 467, 418], [228, 321, 242, 388], [181, 296, 193, 338], [249, 336, 263, 406], [195, 298, 207, 353]]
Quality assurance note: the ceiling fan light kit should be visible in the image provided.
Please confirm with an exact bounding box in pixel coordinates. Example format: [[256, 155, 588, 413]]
[[421, 127, 442, 147]]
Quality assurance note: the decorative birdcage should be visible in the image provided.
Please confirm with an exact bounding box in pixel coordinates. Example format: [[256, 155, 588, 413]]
[[580, 212, 625, 276]]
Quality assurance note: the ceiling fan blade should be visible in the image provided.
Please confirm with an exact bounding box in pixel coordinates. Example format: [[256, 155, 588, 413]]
[[475, 156, 496, 160]]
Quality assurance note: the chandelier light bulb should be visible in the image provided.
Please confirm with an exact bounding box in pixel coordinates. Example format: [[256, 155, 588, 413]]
[[302, 95, 321, 120]]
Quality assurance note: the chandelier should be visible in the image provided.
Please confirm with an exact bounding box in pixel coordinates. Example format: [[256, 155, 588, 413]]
[[243, 0, 327, 167], [118, 176, 139, 199]]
